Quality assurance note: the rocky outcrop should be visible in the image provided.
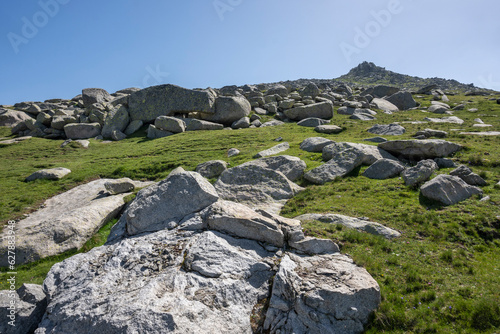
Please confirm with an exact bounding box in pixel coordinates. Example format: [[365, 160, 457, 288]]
[[379, 139, 462, 160], [196, 160, 228, 179], [201, 96, 251, 125], [384, 91, 416, 110]]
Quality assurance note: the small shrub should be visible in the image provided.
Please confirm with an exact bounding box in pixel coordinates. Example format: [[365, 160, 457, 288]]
[[440, 250, 453, 263], [470, 298, 500, 330]]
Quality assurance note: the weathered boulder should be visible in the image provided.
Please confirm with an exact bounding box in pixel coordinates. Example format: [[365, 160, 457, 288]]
[[0, 284, 47, 334], [82, 88, 112, 108], [295, 213, 401, 239], [104, 178, 136, 195], [428, 104, 449, 114], [261, 120, 285, 127], [128, 84, 216, 122], [202, 96, 251, 125], [0, 109, 33, 128], [364, 137, 387, 143], [214, 164, 304, 214], [350, 111, 376, 121], [240, 155, 307, 182], [147, 124, 173, 139], [64, 123, 102, 139], [196, 160, 228, 179], [414, 129, 448, 139], [0, 179, 150, 266], [25, 167, 71, 182], [362, 158, 405, 180], [231, 117, 251, 129], [266, 84, 288, 97], [315, 124, 343, 134], [50, 115, 77, 131], [384, 91, 416, 110], [371, 98, 399, 112], [424, 116, 464, 124], [227, 148, 240, 157], [124, 120, 143, 135], [367, 123, 406, 136], [101, 104, 130, 138], [264, 253, 381, 333], [124, 171, 219, 235], [185, 118, 224, 131], [362, 85, 399, 98], [284, 101, 334, 121], [155, 116, 186, 133], [297, 117, 331, 127], [254, 142, 290, 158], [379, 139, 462, 160], [323, 142, 398, 165], [300, 137, 334, 153], [300, 82, 320, 98], [402, 160, 439, 187], [434, 158, 457, 169], [305, 147, 364, 184], [420, 174, 483, 206], [450, 165, 487, 186]]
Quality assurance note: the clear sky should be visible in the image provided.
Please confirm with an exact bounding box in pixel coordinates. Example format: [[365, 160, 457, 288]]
[[1, 0, 499, 105]]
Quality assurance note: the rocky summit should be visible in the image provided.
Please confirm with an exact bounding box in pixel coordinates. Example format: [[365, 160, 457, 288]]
[[0, 62, 499, 333]]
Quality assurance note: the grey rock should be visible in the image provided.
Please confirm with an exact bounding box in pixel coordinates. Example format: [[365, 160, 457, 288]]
[[82, 88, 112, 108], [284, 101, 334, 121], [434, 158, 457, 169], [147, 124, 173, 139], [125, 171, 219, 235], [300, 137, 335, 153], [362, 159, 405, 180], [227, 148, 240, 157], [185, 118, 224, 131], [420, 174, 483, 206], [266, 84, 288, 97], [128, 84, 216, 122], [214, 164, 304, 214], [300, 82, 320, 98], [74, 140, 90, 148], [100, 104, 130, 138], [364, 137, 387, 143], [253, 107, 268, 115], [0, 284, 47, 334], [288, 237, 340, 255], [36, 112, 52, 126], [25, 167, 71, 182], [350, 111, 376, 121], [231, 117, 251, 129], [295, 213, 401, 239], [362, 85, 400, 98], [154, 116, 186, 133], [64, 123, 102, 139], [260, 120, 285, 127], [414, 128, 448, 138], [115, 87, 141, 95], [305, 147, 364, 184], [450, 165, 487, 186], [315, 124, 343, 134], [337, 106, 356, 115], [264, 253, 380, 333], [279, 99, 295, 109], [50, 115, 77, 130], [371, 98, 399, 112], [424, 116, 464, 124], [240, 155, 307, 182], [379, 139, 462, 160], [402, 160, 439, 187], [111, 130, 127, 141], [254, 142, 290, 158], [428, 104, 449, 114], [0, 109, 33, 128], [104, 178, 136, 194], [297, 117, 331, 127], [202, 96, 251, 125], [323, 142, 398, 165], [196, 160, 228, 179], [367, 123, 406, 136], [384, 91, 416, 110]]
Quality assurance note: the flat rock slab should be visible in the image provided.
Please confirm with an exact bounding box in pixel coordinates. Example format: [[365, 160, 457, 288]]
[[300, 137, 334, 153], [297, 117, 330, 127], [367, 123, 406, 136], [362, 158, 405, 180], [424, 116, 464, 124], [379, 139, 462, 160], [295, 213, 401, 239], [0, 179, 152, 267], [0, 136, 32, 145], [459, 131, 500, 136], [305, 147, 364, 184], [323, 142, 398, 165], [25, 167, 71, 182], [240, 155, 306, 182], [284, 101, 334, 121], [254, 142, 290, 158], [315, 125, 343, 134], [420, 174, 483, 206]]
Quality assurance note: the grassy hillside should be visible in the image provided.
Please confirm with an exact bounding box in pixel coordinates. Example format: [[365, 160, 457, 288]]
[[1, 93, 499, 333]]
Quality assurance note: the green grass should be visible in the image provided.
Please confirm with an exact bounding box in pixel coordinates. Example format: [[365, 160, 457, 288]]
[[1, 93, 500, 333]]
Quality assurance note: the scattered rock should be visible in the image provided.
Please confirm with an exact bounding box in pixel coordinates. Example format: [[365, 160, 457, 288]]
[[459, 131, 500, 136], [227, 148, 240, 157], [379, 139, 462, 160], [315, 124, 343, 134], [124, 120, 144, 135], [323, 142, 398, 165], [300, 137, 334, 152], [284, 101, 334, 121], [185, 118, 224, 131], [231, 117, 251, 129], [414, 128, 448, 139], [0, 136, 32, 145], [196, 160, 228, 179], [384, 91, 417, 110], [428, 104, 449, 114], [155, 116, 186, 133], [362, 159, 405, 180], [25, 167, 71, 182], [434, 158, 457, 169], [363, 136, 387, 143], [104, 178, 136, 194], [362, 85, 400, 98], [240, 155, 307, 182], [305, 147, 364, 184], [254, 142, 290, 158], [260, 120, 285, 127], [450, 165, 487, 186], [424, 116, 464, 124], [420, 174, 483, 206], [367, 123, 406, 136], [64, 123, 102, 139], [203, 96, 251, 125], [371, 98, 399, 113], [297, 117, 331, 127], [401, 159, 438, 187], [147, 124, 173, 139], [82, 88, 112, 108]]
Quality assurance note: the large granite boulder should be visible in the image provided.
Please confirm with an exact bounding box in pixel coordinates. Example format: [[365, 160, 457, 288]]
[[371, 98, 399, 112], [64, 123, 102, 139], [155, 116, 186, 134], [367, 123, 406, 136], [450, 165, 487, 186], [384, 91, 417, 110], [25, 167, 71, 182], [101, 104, 130, 138], [284, 102, 334, 121], [322, 142, 398, 165], [82, 88, 112, 108], [254, 142, 290, 158], [128, 84, 216, 122], [196, 160, 228, 179], [0, 109, 33, 128], [201, 96, 251, 125], [305, 146, 364, 184], [420, 174, 483, 206], [362, 158, 405, 180], [240, 155, 307, 182], [401, 160, 439, 187], [300, 137, 335, 153], [379, 139, 462, 160]]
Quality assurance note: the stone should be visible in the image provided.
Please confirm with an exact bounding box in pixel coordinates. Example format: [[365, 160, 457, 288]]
[[362, 159, 405, 180], [337, 106, 356, 115], [147, 124, 173, 139], [367, 123, 406, 136], [104, 178, 136, 194], [82, 88, 112, 108], [251, 119, 262, 127], [304, 147, 364, 184], [414, 129, 448, 139], [202, 96, 251, 125], [64, 123, 102, 139], [0, 284, 47, 334], [295, 213, 401, 239], [424, 116, 464, 124], [371, 98, 399, 112], [240, 155, 307, 182], [264, 253, 380, 333], [402, 159, 439, 187], [254, 107, 267, 115], [25, 167, 71, 182], [300, 137, 334, 152], [323, 142, 398, 165], [185, 118, 224, 131], [434, 158, 457, 169], [279, 99, 295, 109], [124, 171, 219, 235], [227, 148, 240, 157], [364, 136, 387, 143], [111, 130, 127, 141], [350, 111, 376, 121], [284, 101, 334, 121], [428, 104, 449, 114], [379, 139, 462, 160], [300, 82, 320, 98], [0, 179, 150, 266], [459, 131, 500, 136], [450, 165, 487, 186], [297, 117, 331, 127], [128, 84, 216, 122], [384, 91, 417, 110], [288, 237, 340, 255], [50, 115, 77, 130], [261, 120, 285, 127], [99, 104, 130, 138], [196, 160, 228, 179], [231, 117, 251, 129], [315, 124, 343, 134], [363, 85, 400, 98], [420, 174, 483, 206], [214, 164, 304, 214], [0, 109, 33, 128], [266, 84, 288, 97], [154, 116, 186, 133], [124, 120, 143, 135], [254, 142, 290, 158]]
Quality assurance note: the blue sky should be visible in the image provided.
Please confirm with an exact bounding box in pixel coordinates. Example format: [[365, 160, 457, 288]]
[[0, 0, 499, 105]]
